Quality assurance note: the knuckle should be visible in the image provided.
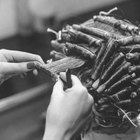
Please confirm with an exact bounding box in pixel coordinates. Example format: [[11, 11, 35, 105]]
[[34, 54, 41, 60]]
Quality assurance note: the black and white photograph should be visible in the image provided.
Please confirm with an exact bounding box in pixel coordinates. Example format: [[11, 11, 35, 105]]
[[0, 0, 140, 140]]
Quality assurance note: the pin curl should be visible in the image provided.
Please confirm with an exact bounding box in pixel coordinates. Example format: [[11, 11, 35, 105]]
[[99, 7, 118, 16], [93, 15, 139, 34], [47, 28, 58, 36], [51, 40, 66, 53], [98, 87, 132, 105], [91, 39, 117, 81], [72, 24, 121, 40], [65, 42, 96, 60], [100, 52, 125, 84], [97, 62, 131, 92], [117, 36, 140, 46], [47, 28, 65, 41], [103, 74, 136, 95], [67, 28, 103, 46], [126, 52, 140, 64], [119, 44, 140, 53]]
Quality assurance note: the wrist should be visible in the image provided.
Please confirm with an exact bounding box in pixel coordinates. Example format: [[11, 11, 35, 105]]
[[43, 124, 72, 140]]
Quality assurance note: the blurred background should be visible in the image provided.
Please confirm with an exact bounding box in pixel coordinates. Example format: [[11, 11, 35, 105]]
[[0, 0, 139, 139]]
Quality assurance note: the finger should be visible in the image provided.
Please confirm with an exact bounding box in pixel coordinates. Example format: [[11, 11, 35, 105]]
[[52, 77, 64, 94], [1, 49, 44, 64], [0, 62, 37, 74], [51, 78, 65, 98], [33, 69, 38, 76]]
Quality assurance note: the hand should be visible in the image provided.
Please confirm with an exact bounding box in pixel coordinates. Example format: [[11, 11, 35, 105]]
[[0, 49, 44, 84], [43, 73, 93, 140]]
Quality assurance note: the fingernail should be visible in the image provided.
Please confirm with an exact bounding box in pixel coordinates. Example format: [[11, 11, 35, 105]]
[[27, 62, 36, 69]]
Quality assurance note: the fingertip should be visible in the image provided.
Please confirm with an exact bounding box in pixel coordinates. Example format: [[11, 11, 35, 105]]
[[53, 77, 64, 90], [27, 61, 43, 72], [34, 55, 45, 64], [33, 69, 38, 76], [0, 62, 31, 74]]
